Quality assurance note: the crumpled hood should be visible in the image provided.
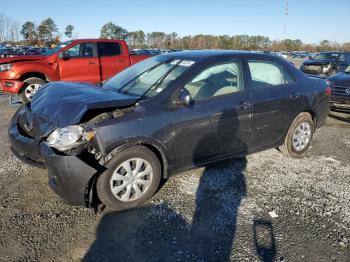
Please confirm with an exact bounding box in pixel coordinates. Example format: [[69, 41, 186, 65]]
[[328, 72, 350, 86], [31, 82, 138, 128], [0, 55, 45, 64]]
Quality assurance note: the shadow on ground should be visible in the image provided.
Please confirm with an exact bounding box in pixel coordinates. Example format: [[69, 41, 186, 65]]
[[83, 158, 276, 262], [83, 105, 278, 262]]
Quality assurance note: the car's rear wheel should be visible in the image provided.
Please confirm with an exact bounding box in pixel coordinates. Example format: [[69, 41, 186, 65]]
[[96, 146, 161, 211], [279, 112, 314, 158], [20, 77, 46, 103]]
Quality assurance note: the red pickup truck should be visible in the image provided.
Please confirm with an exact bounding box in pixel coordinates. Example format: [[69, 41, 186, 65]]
[[0, 39, 150, 102]]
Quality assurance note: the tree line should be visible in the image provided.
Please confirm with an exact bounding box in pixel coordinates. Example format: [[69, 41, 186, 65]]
[[0, 13, 74, 46], [101, 22, 350, 52], [1, 14, 349, 52]]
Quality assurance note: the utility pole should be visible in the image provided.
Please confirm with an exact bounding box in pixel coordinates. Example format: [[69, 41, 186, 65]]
[[283, 0, 289, 35]]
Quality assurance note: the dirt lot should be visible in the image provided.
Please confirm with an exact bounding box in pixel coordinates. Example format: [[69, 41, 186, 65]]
[[0, 95, 349, 262]]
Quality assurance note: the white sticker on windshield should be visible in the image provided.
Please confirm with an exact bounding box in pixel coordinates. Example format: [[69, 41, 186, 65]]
[[170, 59, 181, 65], [170, 60, 195, 67], [179, 60, 195, 67]]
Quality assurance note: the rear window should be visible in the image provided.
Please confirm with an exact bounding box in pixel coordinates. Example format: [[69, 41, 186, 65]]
[[98, 42, 121, 57], [248, 61, 284, 89]]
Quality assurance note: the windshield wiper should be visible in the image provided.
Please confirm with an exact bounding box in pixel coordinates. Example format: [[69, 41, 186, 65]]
[[137, 60, 181, 101]]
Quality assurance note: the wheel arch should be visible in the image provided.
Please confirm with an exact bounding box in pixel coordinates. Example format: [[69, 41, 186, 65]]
[[19, 72, 49, 82], [101, 138, 169, 179], [277, 110, 316, 147], [84, 139, 170, 209], [302, 110, 317, 129]]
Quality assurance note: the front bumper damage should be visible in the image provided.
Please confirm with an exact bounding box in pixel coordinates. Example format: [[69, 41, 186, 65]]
[[8, 108, 100, 207]]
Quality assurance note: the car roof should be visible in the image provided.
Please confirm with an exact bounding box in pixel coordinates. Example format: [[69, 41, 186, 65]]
[[160, 50, 277, 61]]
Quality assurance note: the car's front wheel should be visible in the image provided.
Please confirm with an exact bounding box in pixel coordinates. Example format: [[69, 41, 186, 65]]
[[96, 146, 161, 210], [20, 77, 46, 103], [279, 112, 314, 158]]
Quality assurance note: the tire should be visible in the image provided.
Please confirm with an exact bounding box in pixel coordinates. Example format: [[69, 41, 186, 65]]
[[279, 112, 314, 158], [96, 145, 161, 211], [19, 77, 46, 103]]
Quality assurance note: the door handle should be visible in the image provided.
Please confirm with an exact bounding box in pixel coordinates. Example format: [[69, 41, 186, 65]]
[[289, 92, 301, 99], [118, 59, 126, 63], [236, 101, 252, 110], [88, 61, 96, 65]]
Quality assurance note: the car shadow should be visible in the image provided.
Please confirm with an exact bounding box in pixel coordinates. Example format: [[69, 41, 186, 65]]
[[83, 158, 247, 262]]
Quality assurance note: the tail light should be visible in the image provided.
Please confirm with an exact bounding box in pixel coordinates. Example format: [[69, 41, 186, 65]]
[[325, 81, 332, 96]]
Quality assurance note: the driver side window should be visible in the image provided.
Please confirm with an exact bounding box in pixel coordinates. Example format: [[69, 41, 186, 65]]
[[184, 61, 243, 101], [65, 43, 94, 58]]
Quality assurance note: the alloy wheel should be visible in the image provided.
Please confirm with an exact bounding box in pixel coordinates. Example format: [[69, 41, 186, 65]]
[[24, 83, 42, 101], [292, 122, 312, 151], [109, 158, 153, 202]]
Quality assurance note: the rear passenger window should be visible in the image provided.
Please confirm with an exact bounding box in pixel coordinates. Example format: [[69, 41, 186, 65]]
[[248, 61, 292, 89], [98, 42, 121, 57]]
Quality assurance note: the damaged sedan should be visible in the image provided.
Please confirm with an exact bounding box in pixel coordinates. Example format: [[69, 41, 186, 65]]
[[9, 51, 330, 210]]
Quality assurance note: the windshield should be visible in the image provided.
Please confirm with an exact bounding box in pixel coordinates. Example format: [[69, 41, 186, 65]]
[[345, 65, 350, 73], [103, 56, 195, 98], [313, 53, 338, 61], [43, 40, 72, 56]]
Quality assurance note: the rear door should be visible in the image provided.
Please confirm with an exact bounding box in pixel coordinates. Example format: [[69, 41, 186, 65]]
[[97, 42, 130, 81], [247, 59, 304, 149], [58, 42, 100, 83]]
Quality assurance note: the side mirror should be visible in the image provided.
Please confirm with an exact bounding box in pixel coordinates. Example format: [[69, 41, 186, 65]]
[[59, 52, 70, 60], [177, 89, 191, 107]]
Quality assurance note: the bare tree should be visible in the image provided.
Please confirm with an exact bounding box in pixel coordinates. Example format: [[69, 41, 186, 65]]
[[0, 13, 20, 45]]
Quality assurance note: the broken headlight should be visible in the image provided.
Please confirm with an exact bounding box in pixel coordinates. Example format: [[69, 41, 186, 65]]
[[46, 125, 95, 151]]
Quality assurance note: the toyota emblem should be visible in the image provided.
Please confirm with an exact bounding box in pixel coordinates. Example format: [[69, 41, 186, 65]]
[[346, 88, 350, 95]]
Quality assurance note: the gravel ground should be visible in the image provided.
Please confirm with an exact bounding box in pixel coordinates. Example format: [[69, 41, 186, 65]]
[[0, 96, 349, 262]]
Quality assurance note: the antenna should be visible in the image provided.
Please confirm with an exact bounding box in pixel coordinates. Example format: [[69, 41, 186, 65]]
[[283, 0, 289, 35]]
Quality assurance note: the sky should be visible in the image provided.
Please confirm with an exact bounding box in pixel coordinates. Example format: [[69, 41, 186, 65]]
[[1, 0, 350, 44]]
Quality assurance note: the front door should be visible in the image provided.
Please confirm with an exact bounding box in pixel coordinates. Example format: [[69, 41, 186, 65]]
[[58, 42, 100, 84], [171, 60, 252, 170]]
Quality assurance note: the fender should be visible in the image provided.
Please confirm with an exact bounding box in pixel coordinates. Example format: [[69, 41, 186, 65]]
[[96, 136, 172, 179], [15, 62, 59, 82]]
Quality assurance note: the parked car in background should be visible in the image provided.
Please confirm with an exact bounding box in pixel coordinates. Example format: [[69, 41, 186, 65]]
[[8, 51, 330, 210], [289, 52, 309, 59], [0, 48, 11, 58], [300, 52, 350, 78], [327, 65, 350, 111], [0, 39, 150, 103]]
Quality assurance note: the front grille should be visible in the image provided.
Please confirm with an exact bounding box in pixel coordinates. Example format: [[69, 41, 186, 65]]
[[331, 85, 350, 96]]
